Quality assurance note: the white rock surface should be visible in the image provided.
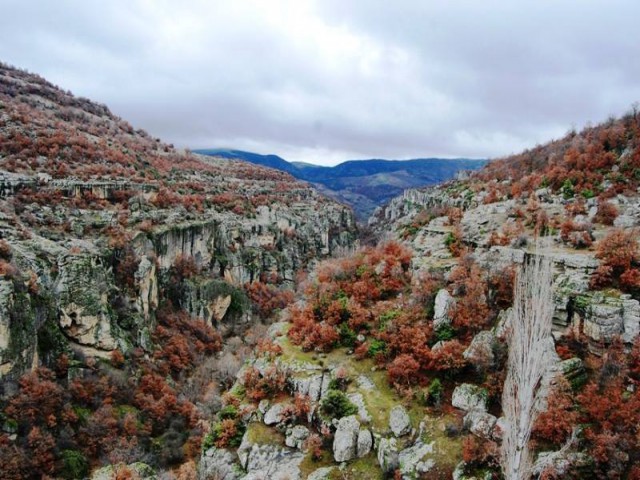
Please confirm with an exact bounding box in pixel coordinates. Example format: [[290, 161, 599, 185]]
[[348, 392, 372, 423], [451, 384, 488, 412], [433, 289, 455, 329], [333, 415, 360, 462], [307, 467, 335, 480], [285, 425, 310, 449], [263, 403, 285, 425], [389, 405, 411, 437], [357, 429, 373, 458], [463, 410, 497, 439], [377, 437, 399, 474], [201, 448, 241, 480], [398, 441, 435, 478]]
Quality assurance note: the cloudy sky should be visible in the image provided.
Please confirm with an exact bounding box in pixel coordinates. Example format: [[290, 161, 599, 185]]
[[1, 0, 639, 165]]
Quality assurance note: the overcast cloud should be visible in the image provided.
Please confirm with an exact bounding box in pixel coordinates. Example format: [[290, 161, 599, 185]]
[[1, 0, 639, 165]]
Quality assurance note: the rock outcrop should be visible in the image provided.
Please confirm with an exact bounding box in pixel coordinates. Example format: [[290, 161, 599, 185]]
[[333, 415, 361, 462]]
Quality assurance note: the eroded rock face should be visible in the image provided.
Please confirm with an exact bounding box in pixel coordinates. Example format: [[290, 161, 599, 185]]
[[55, 254, 119, 351], [333, 415, 361, 462]]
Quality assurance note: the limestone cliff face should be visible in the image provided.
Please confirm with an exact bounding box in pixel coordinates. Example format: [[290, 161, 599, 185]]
[[0, 198, 355, 378], [372, 183, 640, 348], [0, 63, 358, 379]]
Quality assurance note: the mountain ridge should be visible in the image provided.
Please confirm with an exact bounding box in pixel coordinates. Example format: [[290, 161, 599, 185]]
[[194, 148, 486, 220]]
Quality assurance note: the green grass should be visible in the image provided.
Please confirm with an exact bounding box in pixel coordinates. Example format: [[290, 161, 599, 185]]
[[298, 450, 335, 479], [419, 414, 464, 472], [278, 328, 463, 474], [245, 422, 284, 446]]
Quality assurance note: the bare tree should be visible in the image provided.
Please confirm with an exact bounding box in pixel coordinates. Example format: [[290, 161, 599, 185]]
[[501, 253, 555, 480]]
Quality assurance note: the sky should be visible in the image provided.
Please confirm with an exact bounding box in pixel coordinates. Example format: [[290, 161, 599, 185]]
[[1, 0, 639, 166]]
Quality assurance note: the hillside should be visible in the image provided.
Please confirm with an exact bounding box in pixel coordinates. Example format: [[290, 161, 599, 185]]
[[194, 149, 486, 221], [202, 113, 640, 480], [0, 63, 357, 479], [2, 61, 640, 480]]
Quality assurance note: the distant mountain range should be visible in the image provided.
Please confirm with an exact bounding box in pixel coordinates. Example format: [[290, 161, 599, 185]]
[[194, 149, 487, 220]]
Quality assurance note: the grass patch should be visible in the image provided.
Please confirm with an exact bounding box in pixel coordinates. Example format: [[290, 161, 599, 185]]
[[330, 454, 383, 480], [298, 449, 334, 479], [245, 422, 284, 446], [419, 413, 464, 472]]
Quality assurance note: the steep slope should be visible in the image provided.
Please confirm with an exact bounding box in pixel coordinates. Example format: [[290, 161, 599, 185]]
[[202, 112, 640, 480], [195, 149, 486, 220], [0, 63, 357, 478]]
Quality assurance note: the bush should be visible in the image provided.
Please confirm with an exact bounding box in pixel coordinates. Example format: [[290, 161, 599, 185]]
[[434, 323, 456, 342], [321, 390, 358, 419], [367, 339, 387, 358], [338, 323, 357, 348], [427, 378, 443, 406], [60, 450, 89, 480], [218, 405, 238, 420]]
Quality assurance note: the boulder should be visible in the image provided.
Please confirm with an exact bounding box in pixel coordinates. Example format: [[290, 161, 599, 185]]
[[492, 417, 507, 440], [263, 403, 285, 426], [377, 437, 399, 473], [452, 384, 488, 412], [532, 450, 591, 477], [463, 331, 495, 367], [291, 373, 324, 402], [433, 289, 454, 329], [559, 357, 587, 389], [463, 410, 497, 439], [389, 405, 411, 437], [333, 415, 360, 462], [357, 429, 373, 458], [285, 425, 310, 449], [614, 215, 636, 227]]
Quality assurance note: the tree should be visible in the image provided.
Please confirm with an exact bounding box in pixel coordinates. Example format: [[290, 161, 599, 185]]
[[501, 253, 555, 480]]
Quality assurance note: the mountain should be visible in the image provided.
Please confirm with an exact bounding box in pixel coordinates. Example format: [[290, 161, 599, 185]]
[[0, 63, 357, 478], [195, 148, 487, 221], [4, 60, 640, 480]]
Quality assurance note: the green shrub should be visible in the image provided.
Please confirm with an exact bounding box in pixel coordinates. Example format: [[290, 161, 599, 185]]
[[321, 390, 358, 419], [338, 323, 357, 348], [561, 179, 574, 199], [218, 404, 238, 420], [367, 339, 387, 357], [61, 450, 89, 480], [434, 323, 455, 342], [427, 378, 443, 405]]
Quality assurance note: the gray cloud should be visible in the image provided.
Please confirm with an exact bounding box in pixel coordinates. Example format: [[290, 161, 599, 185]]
[[1, 0, 639, 165]]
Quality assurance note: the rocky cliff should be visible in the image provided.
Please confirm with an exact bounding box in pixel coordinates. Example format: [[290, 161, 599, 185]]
[[0, 63, 357, 379]]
